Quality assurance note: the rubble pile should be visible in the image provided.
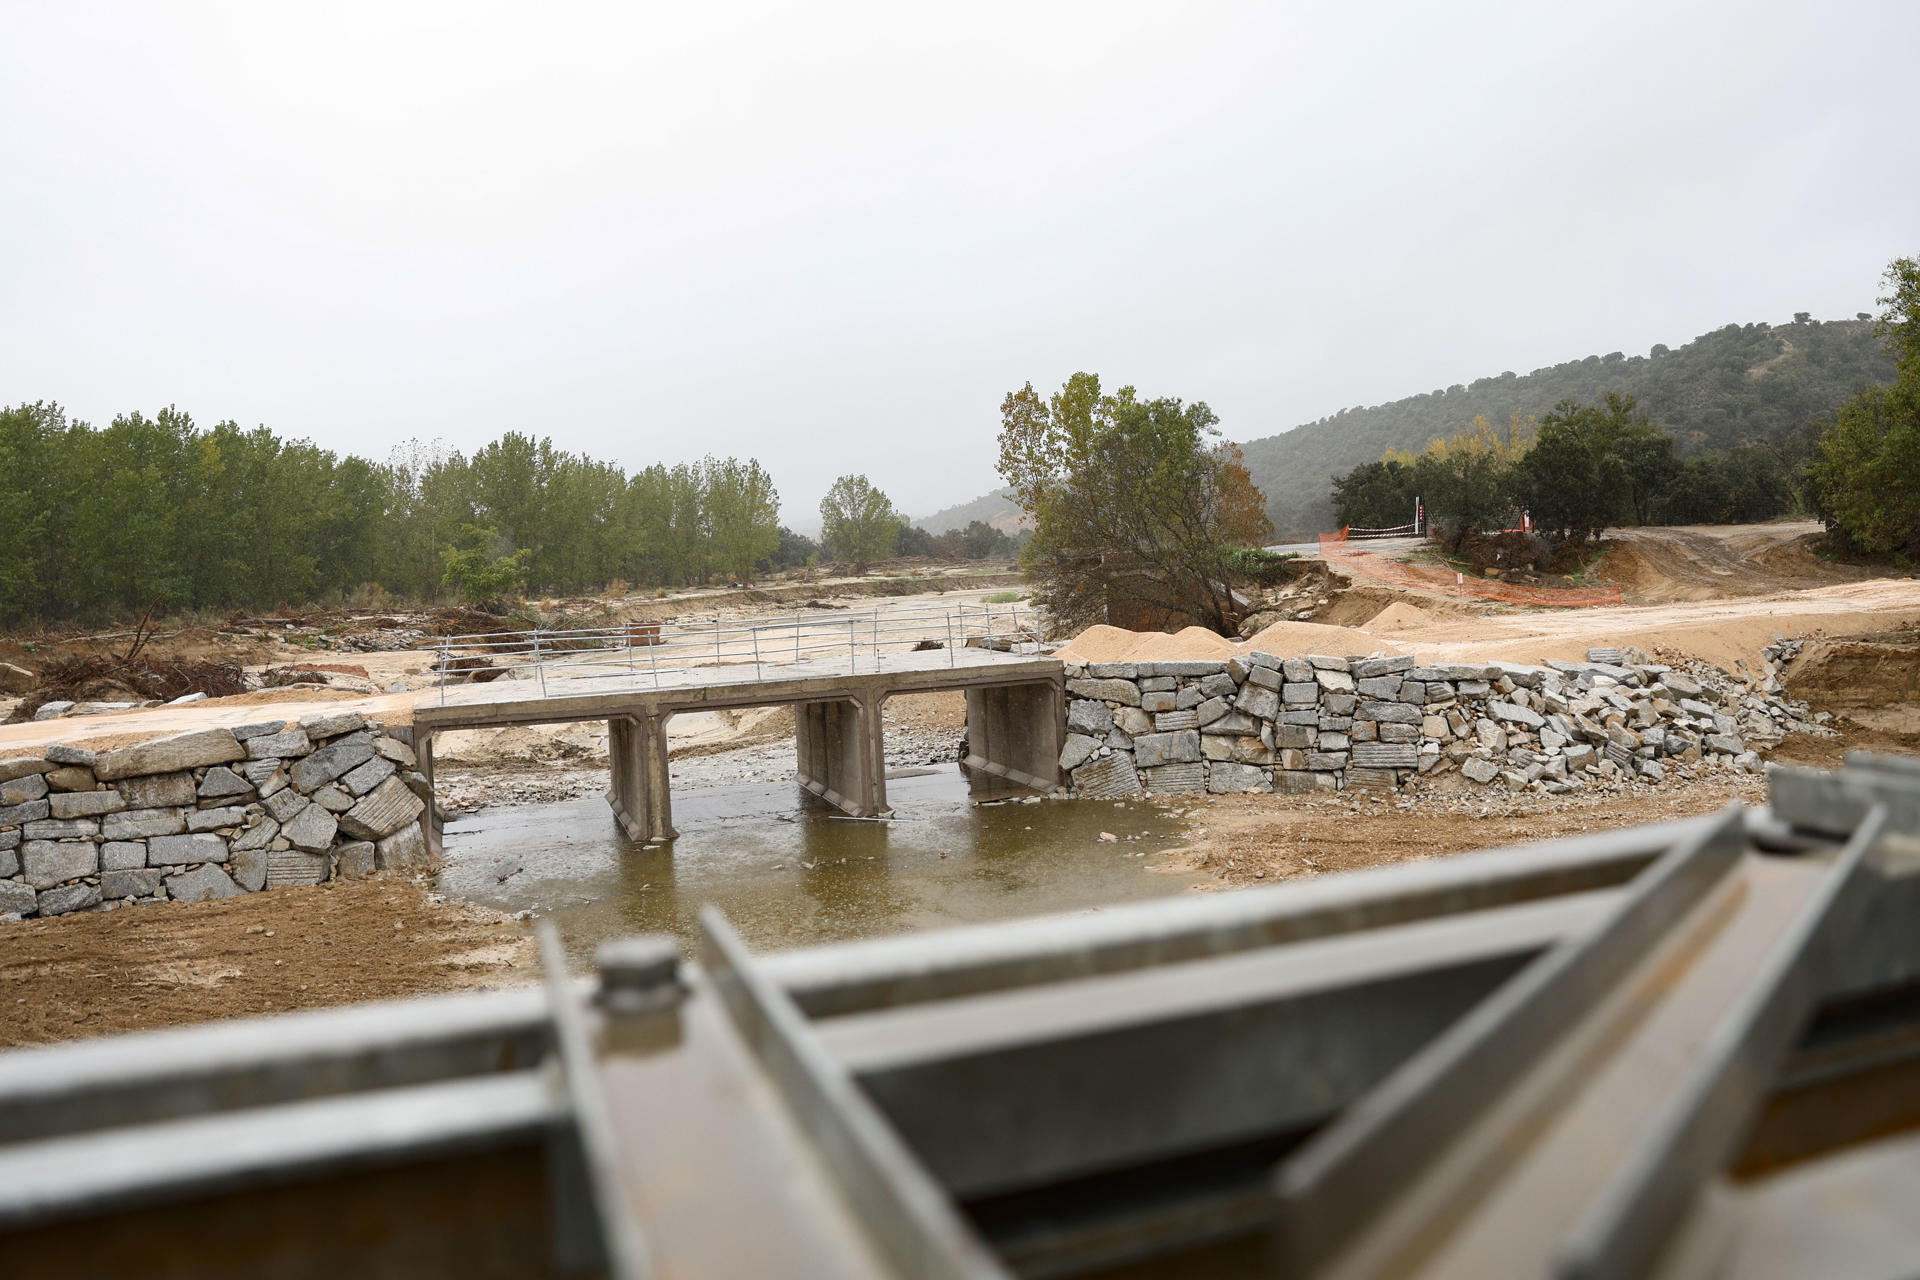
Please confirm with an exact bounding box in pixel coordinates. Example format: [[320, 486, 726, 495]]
[[1060, 643, 1828, 800]]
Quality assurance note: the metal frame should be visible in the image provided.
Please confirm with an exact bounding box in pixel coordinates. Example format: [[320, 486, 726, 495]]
[[4, 762, 1920, 1278]]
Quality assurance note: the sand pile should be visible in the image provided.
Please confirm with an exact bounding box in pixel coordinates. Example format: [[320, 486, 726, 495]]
[[1055, 625, 1151, 664], [1363, 602, 1434, 632], [1240, 620, 1409, 658], [1127, 627, 1240, 661], [1057, 620, 1408, 664]]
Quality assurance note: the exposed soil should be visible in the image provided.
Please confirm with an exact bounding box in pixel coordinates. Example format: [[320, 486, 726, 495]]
[[0, 877, 536, 1049], [1161, 772, 1771, 888], [1593, 523, 1882, 604], [1781, 628, 1920, 734]]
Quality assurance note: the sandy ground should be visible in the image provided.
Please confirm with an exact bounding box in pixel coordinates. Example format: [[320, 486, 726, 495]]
[[0, 878, 535, 1049]]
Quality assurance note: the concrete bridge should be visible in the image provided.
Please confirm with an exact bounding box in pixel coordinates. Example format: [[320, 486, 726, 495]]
[[410, 647, 1066, 844]]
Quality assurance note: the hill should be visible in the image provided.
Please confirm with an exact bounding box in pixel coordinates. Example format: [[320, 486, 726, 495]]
[[924, 316, 1894, 542], [914, 486, 1028, 534], [1242, 316, 1892, 538]]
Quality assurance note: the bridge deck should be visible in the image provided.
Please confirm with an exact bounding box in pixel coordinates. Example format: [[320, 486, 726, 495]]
[[410, 648, 1067, 840], [411, 647, 1062, 731]]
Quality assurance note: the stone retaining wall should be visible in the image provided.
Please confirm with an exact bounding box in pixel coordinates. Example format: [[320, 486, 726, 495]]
[[1, 713, 430, 921], [1060, 648, 1808, 799]]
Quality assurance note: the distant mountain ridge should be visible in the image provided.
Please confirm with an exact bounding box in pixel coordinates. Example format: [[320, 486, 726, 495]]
[[920, 316, 1893, 540], [914, 486, 1029, 535]]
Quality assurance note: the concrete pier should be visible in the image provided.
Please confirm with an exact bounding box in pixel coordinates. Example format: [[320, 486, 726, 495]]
[[410, 649, 1065, 841], [607, 712, 675, 841], [962, 682, 1064, 796]]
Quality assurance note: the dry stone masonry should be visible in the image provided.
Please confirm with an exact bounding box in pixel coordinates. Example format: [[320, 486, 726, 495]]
[[1060, 644, 1825, 800], [1, 713, 430, 921]]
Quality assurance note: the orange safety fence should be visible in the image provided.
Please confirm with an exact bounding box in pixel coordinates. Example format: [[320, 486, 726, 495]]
[[1316, 531, 1623, 608]]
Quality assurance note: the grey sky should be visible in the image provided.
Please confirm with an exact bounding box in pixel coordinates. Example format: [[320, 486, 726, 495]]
[[4, 2, 1915, 529]]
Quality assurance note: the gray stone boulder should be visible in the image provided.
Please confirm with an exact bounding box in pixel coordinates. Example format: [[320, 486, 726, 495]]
[[197, 767, 256, 799], [36, 882, 101, 916], [101, 841, 147, 870], [102, 867, 165, 899], [334, 842, 378, 879], [1461, 757, 1501, 785], [148, 832, 230, 866], [1134, 731, 1202, 768], [1488, 701, 1546, 729], [166, 864, 244, 903], [1067, 700, 1115, 736], [0, 773, 49, 805], [47, 790, 125, 819], [1066, 677, 1142, 706], [1207, 762, 1271, 794], [290, 733, 377, 794], [94, 728, 246, 781], [244, 727, 313, 760], [230, 847, 269, 892], [0, 880, 36, 915], [118, 772, 196, 808], [341, 756, 397, 797], [301, 711, 366, 739], [282, 802, 339, 853], [22, 839, 98, 889], [337, 776, 426, 842], [1059, 733, 1100, 773], [186, 806, 249, 833]]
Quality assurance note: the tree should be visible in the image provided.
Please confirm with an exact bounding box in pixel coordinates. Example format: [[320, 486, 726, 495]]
[[997, 372, 1272, 634], [440, 525, 532, 605], [1808, 255, 1920, 555], [819, 474, 901, 573], [702, 456, 781, 583], [1511, 394, 1666, 542]]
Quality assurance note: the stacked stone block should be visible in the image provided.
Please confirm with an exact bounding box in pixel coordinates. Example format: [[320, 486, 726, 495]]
[[1059, 647, 1814, 801], [1, 713, 430, 921]]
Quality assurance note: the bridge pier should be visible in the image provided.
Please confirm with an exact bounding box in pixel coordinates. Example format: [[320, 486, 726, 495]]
[[794, 694, 890, 818], [607, 712, 675, 841], [963, 681, 1064, 795]]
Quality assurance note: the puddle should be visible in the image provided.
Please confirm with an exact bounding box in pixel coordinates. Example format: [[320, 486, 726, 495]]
[[438, 767, 1209, 962]]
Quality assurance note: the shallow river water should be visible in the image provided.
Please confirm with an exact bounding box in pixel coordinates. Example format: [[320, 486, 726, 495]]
[[438, 767, 1209, 963]]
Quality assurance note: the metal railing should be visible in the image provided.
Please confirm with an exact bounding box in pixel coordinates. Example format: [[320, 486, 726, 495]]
[[425, 602, 1041, 701]]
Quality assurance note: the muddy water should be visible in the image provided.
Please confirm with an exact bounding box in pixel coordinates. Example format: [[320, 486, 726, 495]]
[[437, 768, 1208, 962]]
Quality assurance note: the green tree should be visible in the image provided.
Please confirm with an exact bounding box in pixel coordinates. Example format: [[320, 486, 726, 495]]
[[702, 456, 781, 583], [440, 525, 532, 605], [997, 372, 1272, 633], [1330, 458, 1419, 531], [1512, 394, 1666, 542], [819, 474, 901, 573], [1808, 256, 1920, 555]]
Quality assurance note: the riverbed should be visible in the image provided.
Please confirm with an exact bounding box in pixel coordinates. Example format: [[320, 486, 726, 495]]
[[437, 766, 1212, 963]]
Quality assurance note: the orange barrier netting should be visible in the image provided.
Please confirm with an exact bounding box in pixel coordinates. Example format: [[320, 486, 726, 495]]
[[1316, 531, 1623, 608]]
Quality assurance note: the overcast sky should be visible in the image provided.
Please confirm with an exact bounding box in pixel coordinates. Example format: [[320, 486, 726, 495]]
[[4, 2, 1915, 527]]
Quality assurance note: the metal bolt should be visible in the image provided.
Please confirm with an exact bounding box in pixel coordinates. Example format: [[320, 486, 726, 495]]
[[595, 935, 684, 1013]]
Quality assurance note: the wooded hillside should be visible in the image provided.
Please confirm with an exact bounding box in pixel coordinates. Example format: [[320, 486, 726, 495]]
[[1243, 316, 1891, 537]]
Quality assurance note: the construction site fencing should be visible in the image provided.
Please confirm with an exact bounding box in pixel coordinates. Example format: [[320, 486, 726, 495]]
[[1318, 531, 1625, 607], [1330, 521, 1420, 540], [424, 602, 1042, 701]]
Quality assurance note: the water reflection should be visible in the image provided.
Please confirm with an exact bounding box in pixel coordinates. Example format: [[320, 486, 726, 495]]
[[438, 768, 1207, 962]]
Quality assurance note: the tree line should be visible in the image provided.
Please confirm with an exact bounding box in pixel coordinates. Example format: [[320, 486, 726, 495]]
[[1331, 398, 1795, 548], [0, 408, 1009, 624]]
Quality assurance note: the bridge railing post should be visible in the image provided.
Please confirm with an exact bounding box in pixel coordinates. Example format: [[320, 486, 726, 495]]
[[752, 625, 763, 681]]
